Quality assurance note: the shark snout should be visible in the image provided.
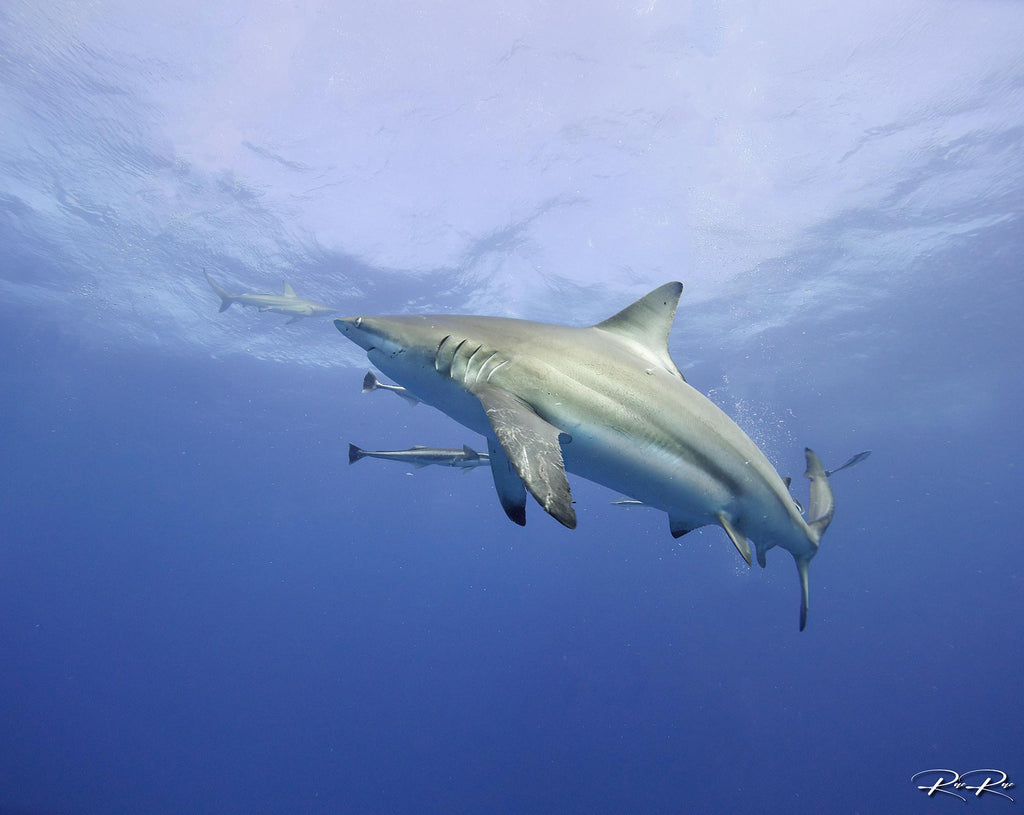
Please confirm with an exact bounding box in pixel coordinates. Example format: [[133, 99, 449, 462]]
[[334, 316, 380, 352]]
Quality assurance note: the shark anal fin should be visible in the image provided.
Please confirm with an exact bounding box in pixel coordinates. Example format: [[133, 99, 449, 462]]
[[486, 436, 526, 526], [717, 512, 752, 566], [475, 385, 576, 530]]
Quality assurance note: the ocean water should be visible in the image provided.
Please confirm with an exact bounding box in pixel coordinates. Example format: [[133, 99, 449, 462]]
[[1, 2, 1022, 813]]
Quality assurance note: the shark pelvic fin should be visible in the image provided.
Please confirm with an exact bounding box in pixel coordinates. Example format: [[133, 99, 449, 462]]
[[486, 437, 527, 525], [593, 282, 685, 380], [717, 512, 752, 566], [475, 385, 576, 529]]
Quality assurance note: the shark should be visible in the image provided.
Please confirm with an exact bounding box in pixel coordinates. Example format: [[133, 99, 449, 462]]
[[334, 282, 839, 630], [348, 443, 489, 469], [611, 449, 870, 509], [204, 270, 336, 323]]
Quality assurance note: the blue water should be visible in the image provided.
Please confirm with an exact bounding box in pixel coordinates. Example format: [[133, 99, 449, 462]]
[[2, 2, 1022, 813]]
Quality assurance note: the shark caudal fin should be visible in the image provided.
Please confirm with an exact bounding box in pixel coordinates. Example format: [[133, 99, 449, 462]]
[[204, 270, 235, 312], [348, 443, 367, 465], [795, 448, 836, 631]]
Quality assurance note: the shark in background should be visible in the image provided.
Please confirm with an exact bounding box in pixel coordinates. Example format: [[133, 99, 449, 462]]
[[348, 443, 489, 469], [204, 270, 336, 323], [334, 282, 847, 630]]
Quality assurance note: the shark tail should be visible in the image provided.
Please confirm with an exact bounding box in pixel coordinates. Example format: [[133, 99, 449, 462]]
[[348, 443, 367, 465], [796, 448, 836, 631], [204, 270, 235, 312], [361, 371, 378, 394]]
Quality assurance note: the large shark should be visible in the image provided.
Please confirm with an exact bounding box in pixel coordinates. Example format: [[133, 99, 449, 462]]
[[334, 283, 838, 629], [205, 271, 336, 323]]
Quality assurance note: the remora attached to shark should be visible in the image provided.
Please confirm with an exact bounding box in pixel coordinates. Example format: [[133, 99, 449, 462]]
[[348, 443, 489, 469], [334, 283, 838, 629], [205, 271, 336, 323]]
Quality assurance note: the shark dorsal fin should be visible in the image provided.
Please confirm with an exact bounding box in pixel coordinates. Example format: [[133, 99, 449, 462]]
[[593, 282, 684, 379], [282, 282, 297, 297]]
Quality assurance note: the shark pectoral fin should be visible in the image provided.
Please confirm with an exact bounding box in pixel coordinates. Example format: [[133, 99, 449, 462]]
[[486, 437, 527, 526], [475, 385, 576, 529], [717, 513, 752, 566], [795, 556, 810, 631]]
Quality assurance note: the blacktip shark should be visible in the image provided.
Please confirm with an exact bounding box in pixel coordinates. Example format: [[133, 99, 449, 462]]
[[348, 443, 489, 469], [362, 371, 421, 406], [205, 270, 336, 323], [335, 282, 840, 630]]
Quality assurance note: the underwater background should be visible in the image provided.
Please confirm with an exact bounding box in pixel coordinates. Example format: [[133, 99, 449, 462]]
[[1, 1, 1021, 813]]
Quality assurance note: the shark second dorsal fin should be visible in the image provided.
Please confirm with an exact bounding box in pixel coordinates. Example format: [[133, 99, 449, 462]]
[[282, 282, 297, 297], [475, 385, 576, 529], [593, 282, 685, 379]]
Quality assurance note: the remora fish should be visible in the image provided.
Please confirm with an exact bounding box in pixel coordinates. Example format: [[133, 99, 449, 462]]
[[335, 283, 839, 629], [205, 270, 336, 323], [362, 371, 421, 406], [348, 443, 489, 469]]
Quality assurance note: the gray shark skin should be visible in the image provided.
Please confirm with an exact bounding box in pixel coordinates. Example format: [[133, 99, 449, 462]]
[[205, 271, 336, 323], [335, 283, 837, 630], [348, 443, 489, 469]]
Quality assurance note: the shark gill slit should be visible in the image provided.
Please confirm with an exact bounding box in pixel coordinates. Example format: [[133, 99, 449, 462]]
[[447, 339, 468, 379], [434, 335, 452, 372], [464, 344, 484, 382], [474, 351, 499, 386], [486, 359, 509, 382]]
